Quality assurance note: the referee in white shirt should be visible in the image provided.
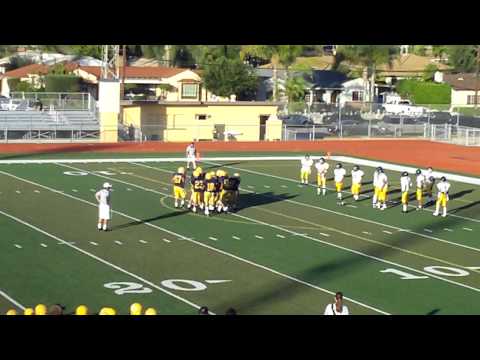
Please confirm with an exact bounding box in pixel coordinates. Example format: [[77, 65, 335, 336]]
[[324, 292, 350, 315]]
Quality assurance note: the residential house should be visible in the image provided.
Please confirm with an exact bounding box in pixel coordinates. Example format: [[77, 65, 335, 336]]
[[304, 70, 348, 104], [442, 73, 480, 107]]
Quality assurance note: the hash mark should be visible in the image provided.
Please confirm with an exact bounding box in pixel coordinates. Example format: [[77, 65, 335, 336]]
[[281, 185, 288, 188], [255, 235, 264, 239], [34, 190, 40, 193], [208, 236, 218, 241], [89, 241, 98, 246], [72, 189, 78, 192], [264, 185, 271, 188], [276, 234, 285, 239], [463, 227, 473, 232], [319, 232, 330, 237], [424, 228, 433, 233], [15, 190, 21, 194], [346, 205, 357, 208], [362, 231, 371, 235], [14, 244, 22, 249], [444, 228, 453, 232], [40, 243, 48, 248], [382, 230, 393, 235], [232, 236, 241, 240], [163, 238, 172, 243], [139, 240, 148, 244], [114, 240, 123, 245]]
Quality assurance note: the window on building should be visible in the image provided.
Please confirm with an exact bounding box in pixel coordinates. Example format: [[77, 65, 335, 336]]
[[352, 91, 363, 101], [181, 83, 199, 99], [195, 114, 208, 120], [467, 95, 480, 105]]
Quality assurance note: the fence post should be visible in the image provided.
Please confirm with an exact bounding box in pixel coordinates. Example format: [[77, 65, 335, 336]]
[[423, 123, 427, 138], [312, 124, 315, 141], [466, 129, 469, 146]]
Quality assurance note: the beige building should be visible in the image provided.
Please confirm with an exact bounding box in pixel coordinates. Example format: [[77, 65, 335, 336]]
[[121, 101, 281, 142], [443, 73, 480, 107]]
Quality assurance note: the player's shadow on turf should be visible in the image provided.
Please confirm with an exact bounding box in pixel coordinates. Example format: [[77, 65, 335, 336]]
[[449, 189, 474, 200], [237, 192, 298, 210], [111, 210, 189, 230], [451, 199, 480, 213], [426, 309, 441, 315]]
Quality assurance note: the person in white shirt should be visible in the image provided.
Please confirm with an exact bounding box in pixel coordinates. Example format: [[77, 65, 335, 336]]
[[333, 163, 347, 205], [376, 169, 388, 210], [95, 182, 112, 231], [315, 157, 330, 196], [372, 167, 382, 208], [415, 169, 426, 210], [186, 142, 197, 170], [433, 176, 451, 217], [350, 165, 364, 201], [424, 167, 435, 201], [400, 171, 413, 213], [324, 292, 349, 315], [300, 154, 314, 185]]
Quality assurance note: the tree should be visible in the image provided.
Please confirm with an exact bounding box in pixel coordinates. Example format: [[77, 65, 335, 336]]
[[203, 56, 257, 100], [285, 76, 306, 102], [240, 45, 304, 101], [336, 45, 399, 104], [423, 64, 439, 82], [446, 45, 477, 72]]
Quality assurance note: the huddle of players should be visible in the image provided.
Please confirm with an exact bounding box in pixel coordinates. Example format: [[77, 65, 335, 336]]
[[301, 155, 451, 217], [171, 166, 241, 216]]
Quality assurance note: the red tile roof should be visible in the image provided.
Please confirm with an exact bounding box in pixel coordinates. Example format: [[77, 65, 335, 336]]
[[444, 73, 480, 91]]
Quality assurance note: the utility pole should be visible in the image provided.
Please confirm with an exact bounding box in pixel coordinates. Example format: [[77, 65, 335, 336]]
[[474, 45, 479, 109]]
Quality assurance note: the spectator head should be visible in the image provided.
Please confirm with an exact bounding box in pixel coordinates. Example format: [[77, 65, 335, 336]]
[[198, 306, 209, 315], [75, 305, 89, 315], [48, 304, 65, 315], [335, 292, 344, 307], [225, 308, 237, 315], [130, 302, 143, 315], [144, 307, 157, 315]]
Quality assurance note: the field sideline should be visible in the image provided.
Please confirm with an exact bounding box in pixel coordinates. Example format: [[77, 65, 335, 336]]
[[1, 152, 480, 315]]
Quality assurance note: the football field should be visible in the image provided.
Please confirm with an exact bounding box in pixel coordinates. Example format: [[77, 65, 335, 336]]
[[1, 154, 480, 315]]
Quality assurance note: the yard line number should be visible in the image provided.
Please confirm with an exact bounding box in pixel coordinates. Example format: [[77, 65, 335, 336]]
[[381, 266, 472, 280], [104, 279, 230, 295]]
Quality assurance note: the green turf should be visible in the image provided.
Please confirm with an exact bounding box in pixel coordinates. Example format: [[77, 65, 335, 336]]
[[1, 158, 480, 315]]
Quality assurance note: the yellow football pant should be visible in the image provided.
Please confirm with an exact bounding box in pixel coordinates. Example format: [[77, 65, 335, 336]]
[[416, 188, 423, 202], [173, 186, 186, 200], [301, 169, 310, 182], [351, 183, 361, 195], [191, 192, 203, 206], [436, 193, 447, 207], [374, 186, 381, 199], [204, 192, 216, 207], [335, 182, 343, 192], [317, 175, 326, 187], [401, 191, 409, 205], [378, 186, 388, 202]]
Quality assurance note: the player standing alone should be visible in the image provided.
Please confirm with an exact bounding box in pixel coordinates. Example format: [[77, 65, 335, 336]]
[[315, 157, 330, 196], [333, 163, 346, 205], [400, 171, 412, 213], [433, 176, 451, 217], [350, 165, 364, 201], [186, 142, 197, 170], [95, 182, 112, 231], [300, 154, 314, 185]]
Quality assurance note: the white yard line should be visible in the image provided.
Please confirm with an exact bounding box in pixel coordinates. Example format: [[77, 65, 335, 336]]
[[208, 237, 218, 241], [0, 208, 208, 314], [319, 233, 330, 237], [276, 234, 286, 239], [0, 168, 388, 315], [232, 236, 241, 240], [134, 162, 480, 255], [0, 290, 26, 311]]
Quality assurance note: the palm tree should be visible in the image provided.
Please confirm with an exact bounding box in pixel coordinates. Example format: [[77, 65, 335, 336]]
[[240, 45, 303, 102], [336, 45, 398, 106]]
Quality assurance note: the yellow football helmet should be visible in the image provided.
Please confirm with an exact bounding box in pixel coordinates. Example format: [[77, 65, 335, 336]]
[[6, 309, 17, 315], [99, 307, 116, 315], [177, 167, 185, 174], [34, 304, 47, 315], [205, 173, 212, 180], [75, 305, 89, 315], [130, 302, 143, 315], [144, 307, 157, 315], [24, 308, 34, 315], [196, 167, 203, 174]]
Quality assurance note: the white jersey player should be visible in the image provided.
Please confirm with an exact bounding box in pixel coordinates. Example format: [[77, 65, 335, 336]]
[[315, 157, 330, 195], [95, 182, 112, 231], [350, 165, 365, 201], [433, 177, 451, 217], [186, 142, 197, 170], [400, 172, 413, 213], [376, 170, 388, 210], [372, 167, 382, 208], [300, 154, 314, 184], [333, 163, 347, 205], [415, 169, 426, 209]]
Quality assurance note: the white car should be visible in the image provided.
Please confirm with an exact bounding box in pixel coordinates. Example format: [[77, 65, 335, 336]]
[[382, 100, 429, 116]]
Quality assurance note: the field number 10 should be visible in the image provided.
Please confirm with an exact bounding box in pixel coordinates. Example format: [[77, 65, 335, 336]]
[[381, 266, 471, 280]]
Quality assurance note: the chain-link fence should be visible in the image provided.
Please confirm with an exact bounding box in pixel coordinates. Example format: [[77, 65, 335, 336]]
[[427, 124, 480, 146], [8, 92, 95, 112]]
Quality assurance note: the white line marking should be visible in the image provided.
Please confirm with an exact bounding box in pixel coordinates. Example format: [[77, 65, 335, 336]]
[[467, 267, 480, 271], [40, 243, 48, 248], [114, 240, 123, 245], [346, 205, 357, 208], [255, 235, 264, 239], [424, 228, 433, 233], [131, 163, 480, 255], [281, 185, 288, 188], [204, 280, 232, 284], [231, 212, 480, 295], [34, 190, 40, 193], [382, 230, 393, 235], [127, 188, 133, 191], [90, 189, 96, 192], [15, 190, 21, 194], [276, 234, 285, 239], [232, 236, 241, 240], [463, 228, 473, 232], [264, 185, 271, 188], [208, 236, 218, 241], [362, 231, 371, 235], [247, 185, 254, 189], [14, 244, 22, 249], [444, 228, 454, 232], [0, 290, 25, 311], [162, 187, 169, 191], [163, 238, 172, 243], [89, 242, 98, 246], [139, 240, 148, 244], [0, 209, 209, 314], [72, 189, 78, 192], [2, 168, 385, 315], [319, 232, 330, 237]]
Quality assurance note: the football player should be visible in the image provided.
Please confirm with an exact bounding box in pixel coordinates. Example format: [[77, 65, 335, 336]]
[[189, 168, 205, 213], [95, 182, 112, 231], [376, 168, 388, 210], [415, 169, 426, 210], [229, 173, 241, 211], [400, 171, 413, 213], [315, 157, 330, 196], [350, 165, 364, 201], [372, 167, 382, 208], [300, 154, 314, 185], [433, 176, 451, 217], [204, 172, 218, 216], [424, 167, 435, 201], [333, 163, 346, 205], [172, 166, 186, 208]]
